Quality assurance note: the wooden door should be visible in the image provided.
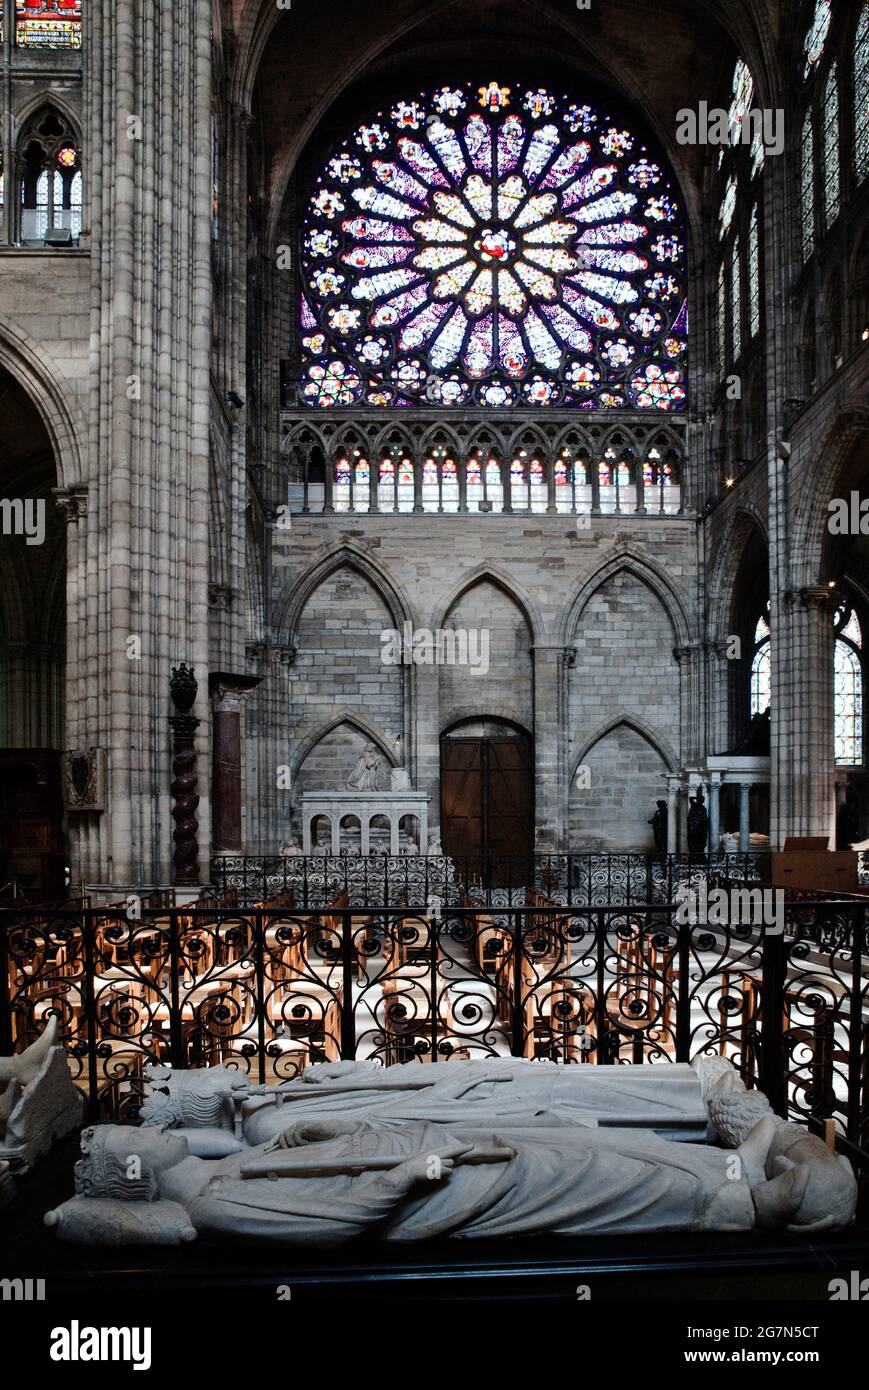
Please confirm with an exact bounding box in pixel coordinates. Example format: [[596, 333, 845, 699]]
[[440, 727, 532, 883]]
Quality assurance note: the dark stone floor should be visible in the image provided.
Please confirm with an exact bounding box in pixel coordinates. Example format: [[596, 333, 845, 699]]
[[2, 1133, 869, 1304]]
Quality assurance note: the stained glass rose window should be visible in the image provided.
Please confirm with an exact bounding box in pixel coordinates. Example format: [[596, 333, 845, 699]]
[[299, 81, 687, 410]]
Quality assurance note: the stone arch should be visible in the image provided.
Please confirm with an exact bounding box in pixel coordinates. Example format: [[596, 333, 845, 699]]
[[436, 574, 536, 739], [442, 708, 533, 738], [707, 506, 769, 640], [12, 93, 82, 146], [559, 551, 691, 647], [570, 710, 679, 781], [418, 422, 463, 460], [0, 323, 82, 490], [291, 712, 399, 784], [505, 421, 549, 458], [430, 563, 544, 645], [238, 0, 781, 257], [278, 542, 416, 641], [792, 408, 869, 588], [568, 717, 674, 851]]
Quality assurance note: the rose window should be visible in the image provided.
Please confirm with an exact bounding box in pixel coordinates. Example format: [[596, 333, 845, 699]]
[[299, 81, 687, 409]]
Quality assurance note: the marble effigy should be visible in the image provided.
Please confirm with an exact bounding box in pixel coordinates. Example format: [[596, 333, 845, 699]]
[[44, 1058, 857, 1247], [0, 1017, 85, 1172]]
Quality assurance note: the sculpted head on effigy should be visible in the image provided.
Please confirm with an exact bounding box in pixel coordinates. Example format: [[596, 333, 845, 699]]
[[74, 1124, 189, 1202]]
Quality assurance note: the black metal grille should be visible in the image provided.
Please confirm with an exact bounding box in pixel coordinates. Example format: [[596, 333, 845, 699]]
[[1, 901, 867, 1152], [210, 851, 765, 909]]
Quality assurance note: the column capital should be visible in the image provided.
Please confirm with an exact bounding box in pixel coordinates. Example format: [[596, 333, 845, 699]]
[[209, 671, 262, 713], [673, 643, 700, 664], [703, 637, 731, 657], [785, 584, 838, 613], [230, 103, 255, 129], [52, 485, 88, 523]]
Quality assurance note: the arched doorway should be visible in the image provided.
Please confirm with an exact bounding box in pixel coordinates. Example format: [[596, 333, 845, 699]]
[[440, 718, 533, 883], [0, 363, 67, 901]]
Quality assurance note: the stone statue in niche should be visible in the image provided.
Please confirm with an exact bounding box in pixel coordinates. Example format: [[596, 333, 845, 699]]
[[346, 744, 381, 792], [687, 786, 710, 854], [45, 1058, 856, 1247], [649, 800, 668, 853]]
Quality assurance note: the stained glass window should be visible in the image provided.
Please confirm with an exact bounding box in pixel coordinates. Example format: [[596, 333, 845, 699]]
[[800, 110, 815, 259], [334, 455, 351, 510], [822, 64, 840, 228], [750, 611, 771, 716], [441, 456, 459, 510], [397, 457, 414, 509], [378, 456, 396, 509], [16, 0, 81, 48], [299, 81, 687, 410], [803, 0, 832, 80], [748, 205, 760, 336], [854, 5, 869, 183], [728, 59, 754, 141], [718, 174, 737, 240], [750, 646, 771, 715], [834, 609, 863, 764], [730, 235, 741, 360]]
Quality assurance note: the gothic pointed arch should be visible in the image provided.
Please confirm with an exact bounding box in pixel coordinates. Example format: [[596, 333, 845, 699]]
[[559, 550, 690, 647], [793, 407, 869, 587], [571, 710, 679, 780], [0, 322, 83, 489], [430, 562, 543, 643], [707, 505, 769, 640], [278, 542, 417, 641], [290, 711, 400, 781]]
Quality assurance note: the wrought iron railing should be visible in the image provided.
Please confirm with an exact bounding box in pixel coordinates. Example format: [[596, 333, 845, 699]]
[[210, 851, 763, 909], [1, 901, 866, 1152]]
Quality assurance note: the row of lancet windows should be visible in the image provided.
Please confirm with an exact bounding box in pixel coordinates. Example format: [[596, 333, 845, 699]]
[[800, 1, 869, 260], [288, 446, 682, 515], [0, 105, 82, 243]]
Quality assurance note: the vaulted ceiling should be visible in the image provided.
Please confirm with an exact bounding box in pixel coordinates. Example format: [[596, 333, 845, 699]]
[[233, 0, 790, 242]]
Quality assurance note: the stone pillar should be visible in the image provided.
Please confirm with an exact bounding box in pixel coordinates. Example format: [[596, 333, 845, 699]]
[[674, 644, 701, 768], [209, 674, 261, 855], [708, 771, 722, 850], [75, 0, 213, 886], [533, 644, 566, 850], [677, 780, 691, 851], [775, 586, 837, 843], [739, 782, 751, 852], [665, 775, 680, 853], [704, 639, 731, 758]]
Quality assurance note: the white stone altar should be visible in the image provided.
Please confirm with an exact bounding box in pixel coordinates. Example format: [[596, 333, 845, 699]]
[[300, 790, 430, 855], [44, 1058, 857, 1247]]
